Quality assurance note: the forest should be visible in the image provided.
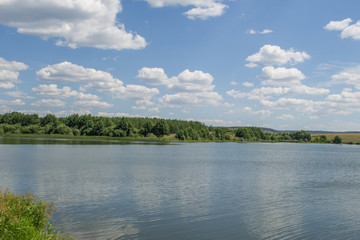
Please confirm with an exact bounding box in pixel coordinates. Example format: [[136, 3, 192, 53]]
[[0, 112, 342, 143]]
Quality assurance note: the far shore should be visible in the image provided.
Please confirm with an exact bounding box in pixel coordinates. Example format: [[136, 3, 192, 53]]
[[1, 133, 360, 145]]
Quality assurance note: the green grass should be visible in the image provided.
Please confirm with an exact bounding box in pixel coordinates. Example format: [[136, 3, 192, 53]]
[[312, 133, 360, 144], [0, 189, 74, 240]]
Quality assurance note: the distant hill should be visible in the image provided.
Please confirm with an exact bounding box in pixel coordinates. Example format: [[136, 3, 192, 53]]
[[260, 127, 360, 134], [228, 127, 360, 134]]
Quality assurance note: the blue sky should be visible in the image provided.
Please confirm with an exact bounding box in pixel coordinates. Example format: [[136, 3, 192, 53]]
[[0, 0, 360, 131]]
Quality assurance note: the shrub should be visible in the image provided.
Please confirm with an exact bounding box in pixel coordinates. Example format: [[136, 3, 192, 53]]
[[0, 189, 72, 239]]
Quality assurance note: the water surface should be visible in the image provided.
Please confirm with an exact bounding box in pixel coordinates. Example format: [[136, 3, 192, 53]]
[[1, 141, 360, 239]]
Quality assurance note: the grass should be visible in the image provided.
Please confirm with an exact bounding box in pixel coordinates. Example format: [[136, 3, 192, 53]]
[[312, 133, 360, 144], [0, 189, 74, 240]]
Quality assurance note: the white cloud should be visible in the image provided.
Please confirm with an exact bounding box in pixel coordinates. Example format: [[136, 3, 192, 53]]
[[132, 105, 146, 110], [139, 67, 222, 107], [325, 18, 360, 40], [135, 99, 154, 106], [0, 99, 25, 106], [243, 106, 272, 117], [230, 81, 238, 85], [138, 67, 215, 92], [37, 61, 121, 84], [5, 90, 34, 99], [159, 92, 223, 107], [142, 0, 228, 20], [248, 29, 273, 35], [0, 105, 12, 113], [137, 67, 168, 85], [276, 114, 295, 120], [326, 88, 360, 103], [245, 63, 258, 68], [0, 0, 146, 50], [32, 84, 100, 100], [170, 69, 214, 92], [246, 45, 310, 66], [97, 112, 142, 118], [18, 109, 92, 117], [73, 100, 113, 108], [113, 84, 159, 100], [260, 98, 322, 114], [0, 57, 28, 89], [148, 107, 160, 113], [243, 82, 254, 87], [31, 99, 66, 107], [325, 18, 352, 31], [289, 85, 329, 95], [188, 118, 242, 127], [260, 66, 306, 86], [37, 62, 159, 101], [331, 65, 360, 89]]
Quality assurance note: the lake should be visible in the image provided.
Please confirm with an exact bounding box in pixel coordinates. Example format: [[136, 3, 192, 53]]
[[1, 139, 360, 239]]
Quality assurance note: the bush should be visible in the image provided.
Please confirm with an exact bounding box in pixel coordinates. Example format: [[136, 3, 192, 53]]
[[0, 189, 72, 239], [333, 135, 342, 144]]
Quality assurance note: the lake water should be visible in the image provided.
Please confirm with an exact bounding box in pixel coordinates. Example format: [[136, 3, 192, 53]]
[[1, 139, 360, 239]]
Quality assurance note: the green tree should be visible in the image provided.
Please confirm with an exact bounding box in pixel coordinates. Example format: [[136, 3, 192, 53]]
[[115, 118, 134, 136], [140, 120, 154, 137], [40, 114, 58, 127], [333, 135, 342, 144], [152, 120, 170, 137], [290, 130, 311, 142]]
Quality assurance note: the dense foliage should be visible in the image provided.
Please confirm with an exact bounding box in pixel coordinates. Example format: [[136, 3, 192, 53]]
[[0, 112, 342, 143], [0, 189, 72, 239]]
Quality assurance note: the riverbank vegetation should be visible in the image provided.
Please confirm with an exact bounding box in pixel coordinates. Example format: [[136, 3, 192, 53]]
[[0, 112, 357, 144], [0, 189, 73, 239]]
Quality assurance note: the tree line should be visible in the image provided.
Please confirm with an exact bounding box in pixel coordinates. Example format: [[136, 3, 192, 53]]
[[0, 112, 343, 143]]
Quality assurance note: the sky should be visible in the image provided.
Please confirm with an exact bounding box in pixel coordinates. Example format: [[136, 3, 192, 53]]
[[0, 0, 360, 131]]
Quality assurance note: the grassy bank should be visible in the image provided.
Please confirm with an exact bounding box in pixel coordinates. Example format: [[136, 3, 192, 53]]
[[0, 189, 73, 239], [312, 133, 360, 144]]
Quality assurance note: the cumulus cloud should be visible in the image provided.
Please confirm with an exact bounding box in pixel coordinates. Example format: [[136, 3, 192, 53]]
[[139, 67, 222, 106], [325, 18, 360, 40], [0, 57, 28, 89], [31, 99, 66, 108], [260, 66, 306, 86], [170, 69, 215, 92], [243, 82, 254, 87], [245, 63, 258, 68], [331, 65, 360, 89], [112, 84, 159, 100], [227, 87, 289, 101], [243, 106, 272, 117], [276, 114, 295, 120], [97, 112, 142, 118], [142, 0, 228, 20], [0, 0, 146, 50], [137, 67, 168, 86], [5, 90, 34, 99], [260, 98, 323, 113], [32, 84, 100, 100], [246, 45, 310, 66], [227, 84, 329, 102], [148, 107, 160, 113], [37, 62, 159, 101], [0, 99, 25, 106], [138, 67, 215, 92], [73, 100, 113, 108], [17, 109, 92, 117], [37, 61, 121, 84], [186, 118, 242, 127], [159, 92, 223, 107]]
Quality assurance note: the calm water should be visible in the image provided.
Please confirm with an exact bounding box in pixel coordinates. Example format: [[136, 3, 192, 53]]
[[1, 139, 360, 239]]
